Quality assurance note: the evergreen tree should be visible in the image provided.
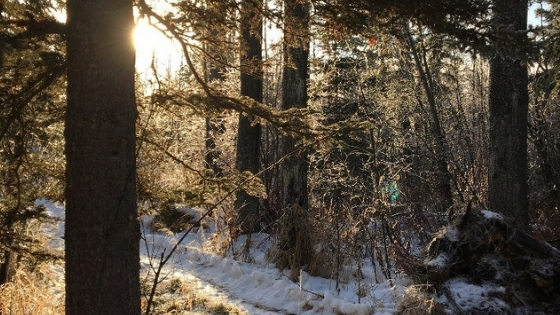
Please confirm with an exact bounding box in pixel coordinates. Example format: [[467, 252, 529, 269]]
[[313, 0, 490, 49], [202, 0, 231, 178], [276, 0, 313, 271], [528, 0, 560, 234], [235, 0, 263, 233], [0, 0, 65, 284]]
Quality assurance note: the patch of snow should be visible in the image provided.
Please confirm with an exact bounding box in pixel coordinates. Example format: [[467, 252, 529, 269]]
[[439, 278, 509, 313], [36, 198, 65, 220], [481, 210, 504, 221], [443, 225, 460, 242], [425, 253, 448, 268], [36, 199, 65, 251]]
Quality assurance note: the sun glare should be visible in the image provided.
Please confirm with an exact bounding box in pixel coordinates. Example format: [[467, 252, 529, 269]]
[[133, 18, 182, 74]]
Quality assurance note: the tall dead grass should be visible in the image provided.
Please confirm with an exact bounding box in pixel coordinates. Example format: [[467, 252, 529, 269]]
[[0, 263, 64, 315]]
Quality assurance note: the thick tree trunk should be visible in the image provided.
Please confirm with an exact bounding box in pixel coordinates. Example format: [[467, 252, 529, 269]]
[[488, 0, 529, 231], [278, 0, 311, 270], [235, 0, 262, 233], [65, 0, 140, 314], [281, 0, 309, 211]]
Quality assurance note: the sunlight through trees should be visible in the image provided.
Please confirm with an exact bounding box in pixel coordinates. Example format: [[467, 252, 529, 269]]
[[2, 0, 560, 313]]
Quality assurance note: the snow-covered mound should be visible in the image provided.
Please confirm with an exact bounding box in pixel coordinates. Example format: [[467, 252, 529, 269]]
[[412, 206, 560, 314]]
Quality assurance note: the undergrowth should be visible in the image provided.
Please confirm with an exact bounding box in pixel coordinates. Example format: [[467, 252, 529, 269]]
[[141, 277, 246, 315], [395, 285, 445, 315], [0, 263, 64, 315]]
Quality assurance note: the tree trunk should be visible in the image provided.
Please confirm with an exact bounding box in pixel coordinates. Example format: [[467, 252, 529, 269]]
[[278, 0, 311, 270], [65, 0, 140, 314], [281, 0, 310, 211], [403, 21, 453, 212], [205, 116, 225, 177], [235, 0, 263, 233], [204, 21, 227, 177], [0, 250, 12, 285], [488, 0, 529, 231]]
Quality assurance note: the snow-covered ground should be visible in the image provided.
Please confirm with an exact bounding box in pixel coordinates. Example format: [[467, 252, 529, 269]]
[[37, 199, 511, 314], [138, 211, 406, 315], [39, 200, 405, 314]]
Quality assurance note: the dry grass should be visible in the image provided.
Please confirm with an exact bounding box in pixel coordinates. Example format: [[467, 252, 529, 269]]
[[141, 276, 246, 315], [0, 263, 244, 315], [395, 285, 445, 315], [0, 263, 65, 315]]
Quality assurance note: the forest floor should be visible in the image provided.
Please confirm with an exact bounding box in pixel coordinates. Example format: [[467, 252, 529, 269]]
[[40, 200, 404, 314], [34, 200, 560, 315]]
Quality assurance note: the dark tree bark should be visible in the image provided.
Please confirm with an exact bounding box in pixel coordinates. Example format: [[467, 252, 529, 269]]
[[0, 250, 12, 285], [281, 0, 310, 210], [488, 0, 529, 231], [277, 0, 311, 270], [235, 0, 262, 233], [65, 0, 140, 314]]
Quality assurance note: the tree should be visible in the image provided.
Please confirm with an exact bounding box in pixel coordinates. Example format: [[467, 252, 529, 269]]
[[314, 0, 490, 50], [203, 0, 231, 178], [276, 0, 312, 271], [527, 0, 560, 238], [65, 0, 140, 313], [204, 54, 226, 178], [281, 0, 311, 212], [402, 22, 453, 212], [235, 0, 263, 233], [0, 0, 66, 285], [488, 0, 529, 231]]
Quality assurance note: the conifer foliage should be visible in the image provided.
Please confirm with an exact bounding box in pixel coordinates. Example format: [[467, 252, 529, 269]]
[[0, 0, 65, 285], [3, 0, 560, 313]]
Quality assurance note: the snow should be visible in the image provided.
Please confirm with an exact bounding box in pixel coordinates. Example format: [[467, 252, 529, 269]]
[[442, 225, 460, 242], [480, 209, 504, 221], [425, 253, 449, 268], [424, 225, 459, 268], [40, 200, 406, 314], [140, 228, 404, 314], [39, 200, 522, 314], [438, 278, 509, 313], [176, 206, 202, 222], [36, 199, 65, 251]]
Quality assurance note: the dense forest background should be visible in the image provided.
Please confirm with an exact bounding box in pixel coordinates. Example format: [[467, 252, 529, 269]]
[[1, 0, 560, 313]]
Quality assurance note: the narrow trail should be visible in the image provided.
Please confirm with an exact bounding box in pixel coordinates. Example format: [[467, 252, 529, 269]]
[[180, 272, 291, 315], [140, 248, 296, 315]]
